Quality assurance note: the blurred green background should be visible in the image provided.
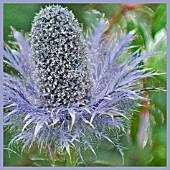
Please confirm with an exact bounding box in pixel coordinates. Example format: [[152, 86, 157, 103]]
[[3, 3, 166, 166]]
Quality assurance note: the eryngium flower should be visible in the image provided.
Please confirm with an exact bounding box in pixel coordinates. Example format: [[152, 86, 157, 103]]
[[3, 5, 156, 160]]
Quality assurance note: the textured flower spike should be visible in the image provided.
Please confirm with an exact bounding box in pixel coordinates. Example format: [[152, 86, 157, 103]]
[[3, 5, 158, 164], [30, 5, 91, 108]]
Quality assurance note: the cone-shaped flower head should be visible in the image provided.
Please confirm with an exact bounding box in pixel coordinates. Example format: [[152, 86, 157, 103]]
[[30, 6, 90, 107]]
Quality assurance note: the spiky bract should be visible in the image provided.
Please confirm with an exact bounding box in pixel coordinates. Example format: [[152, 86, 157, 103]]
[[3, 5, 156, 162]]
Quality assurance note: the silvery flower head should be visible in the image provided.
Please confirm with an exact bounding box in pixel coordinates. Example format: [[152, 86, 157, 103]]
[[3, 5, 156, 162]]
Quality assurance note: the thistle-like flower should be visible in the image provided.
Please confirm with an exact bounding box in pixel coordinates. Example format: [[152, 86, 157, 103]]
[[3, 5, 157, 163]]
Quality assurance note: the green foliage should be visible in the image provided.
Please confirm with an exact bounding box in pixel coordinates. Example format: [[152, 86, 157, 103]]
[[151, 4, 166, 38], [145, 29, 166, 119]]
